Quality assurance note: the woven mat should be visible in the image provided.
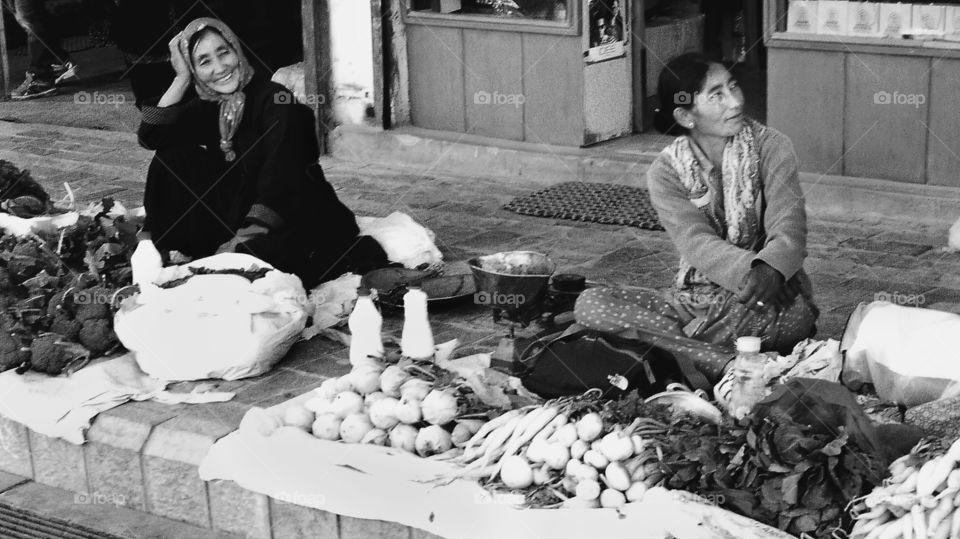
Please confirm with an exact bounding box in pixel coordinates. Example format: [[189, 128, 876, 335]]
[[503, 182, 664, 231]]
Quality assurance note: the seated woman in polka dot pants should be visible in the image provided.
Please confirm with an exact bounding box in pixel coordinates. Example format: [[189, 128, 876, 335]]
[[574, 53, 818, 383]]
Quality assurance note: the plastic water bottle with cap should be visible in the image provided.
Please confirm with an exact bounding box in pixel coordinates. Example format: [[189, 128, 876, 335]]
[[401, 286, 435, 360], [348, 287, 384, 367], [728, 336, 767, 420]]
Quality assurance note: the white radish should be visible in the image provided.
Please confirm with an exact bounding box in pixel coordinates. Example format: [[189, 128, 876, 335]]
[[600, 489, 626, 510], [625, 482, 647, 502], [576, 479, 601, 500], [949, 505, 960, 539], [550, 424, 580, 448], [911, 505, 927, 539], [599, 429, 634, 462], [532, 464, 551, 485], [929, 495, 956, 535], [576, 413, 603, 442], [584, 450, 609, 470], [604, 462, 631, 492], [500, 456, 534, 489], [544, 443, 571, 471], [570, 439, 589, 461], [918, 458, 945, 497]]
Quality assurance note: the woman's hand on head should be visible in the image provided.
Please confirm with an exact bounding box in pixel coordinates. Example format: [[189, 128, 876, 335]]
[[168, 32, 191, 82], [737, 261, 784, 312]]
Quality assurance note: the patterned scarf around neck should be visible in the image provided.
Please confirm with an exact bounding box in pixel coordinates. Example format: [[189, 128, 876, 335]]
[[177, 18, 255, 162], [663, 118, 766, 289]]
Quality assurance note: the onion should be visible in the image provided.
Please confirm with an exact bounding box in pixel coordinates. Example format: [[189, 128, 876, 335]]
[[625, 482, 647, 502], [239, 407, 282, 437], [400, 378, 433, 402], [315, 378, 340, 400], [599, 429, 634, 462], [575, 479, 601, 501], [570, 439, 589, 461], [368, 397, 401, 430], [389, 424, 418, 453], [379, 365, 410, 397], [361, 428, 388, 445], [421, 389, 459, 425], [311, 413, 342, 440], [339, 413, 375, 443], [283, 405, 315, 431], [364, 391, 388, 408], [349, 365, 384, 395], [331, 391, 364, 419], [583, 449, 609, 471], [394, 397, 422, 424], [414, 425, 453, 457]]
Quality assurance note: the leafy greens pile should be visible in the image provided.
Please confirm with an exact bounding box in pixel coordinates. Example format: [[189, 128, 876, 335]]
[[636, 402, 886, 537]]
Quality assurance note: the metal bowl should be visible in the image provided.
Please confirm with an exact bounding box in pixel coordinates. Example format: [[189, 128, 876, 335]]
[[467, 251, 556, 313]]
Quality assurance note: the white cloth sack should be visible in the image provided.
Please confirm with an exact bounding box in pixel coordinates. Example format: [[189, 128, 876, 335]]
[[115, 253, 310, 381], [199, 392, 793, 539], [842, 301, 960, 406], [0, 354, 234, 444], [357, 212, 442, 269]]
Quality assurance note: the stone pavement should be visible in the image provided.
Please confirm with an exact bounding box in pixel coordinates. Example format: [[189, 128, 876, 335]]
[[2, 118, 960, 538]]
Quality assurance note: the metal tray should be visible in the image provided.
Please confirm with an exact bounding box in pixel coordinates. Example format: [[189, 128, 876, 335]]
[[360, 267, 477, 308]]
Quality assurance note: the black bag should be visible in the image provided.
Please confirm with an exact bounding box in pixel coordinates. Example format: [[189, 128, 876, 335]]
[[515, 324, 713, 399]]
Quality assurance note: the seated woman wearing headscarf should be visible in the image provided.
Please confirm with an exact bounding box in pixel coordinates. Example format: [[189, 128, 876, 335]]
[[574, 53, 818, 382], [134, 17, 386, 288]]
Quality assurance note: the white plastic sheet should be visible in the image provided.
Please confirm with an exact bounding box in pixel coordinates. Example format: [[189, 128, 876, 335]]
[[115, 254, 310, 382], [199, 392, 796, 539], [357, 212, 443, 269], [842, 301, 960, 406]]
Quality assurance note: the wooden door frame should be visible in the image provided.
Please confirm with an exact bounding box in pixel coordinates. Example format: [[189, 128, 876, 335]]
[[302, 0, 332, 153]]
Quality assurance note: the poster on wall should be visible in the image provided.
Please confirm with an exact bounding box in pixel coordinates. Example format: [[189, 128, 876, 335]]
[[586, 0, 627, 63]]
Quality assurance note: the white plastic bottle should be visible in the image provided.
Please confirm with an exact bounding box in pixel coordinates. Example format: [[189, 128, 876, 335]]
[[728, 336, 766, 420], [348, 288, 384, 367], [400, 286, 435, 360]]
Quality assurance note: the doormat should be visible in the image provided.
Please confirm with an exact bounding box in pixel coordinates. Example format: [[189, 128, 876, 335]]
[[503, 182, 664, 231]]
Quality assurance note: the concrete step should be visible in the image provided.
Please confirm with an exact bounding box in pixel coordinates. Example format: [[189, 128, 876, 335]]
[[0, 472, 239, 539], [332, 124, 960, 226]]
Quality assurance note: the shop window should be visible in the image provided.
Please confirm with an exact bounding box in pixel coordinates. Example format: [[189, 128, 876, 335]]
[[409, 0, 570, 21]]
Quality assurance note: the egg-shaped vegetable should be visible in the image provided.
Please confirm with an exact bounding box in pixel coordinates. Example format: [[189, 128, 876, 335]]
[[394, 396, 422, 424], [368, 397, 401, 430], [311, 413, 342, 440], [576, 413, 603, 442], [331, 391, 364, 418], [500, 456, 534, 489], [379, 365, 410, 397], [415, 425, 453, 457], [339, 413, 375, 443], [389, 424, 418, 453], [421, 389, 459, 425]]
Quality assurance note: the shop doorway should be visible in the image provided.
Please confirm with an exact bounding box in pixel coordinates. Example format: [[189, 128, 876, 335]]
[[638, 0, 767, 132]]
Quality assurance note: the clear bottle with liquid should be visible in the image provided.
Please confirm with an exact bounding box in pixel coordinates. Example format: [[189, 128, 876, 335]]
[[348, 287, 384, 367], [400, 286, 435, 360], [728, 336, 766, 420]]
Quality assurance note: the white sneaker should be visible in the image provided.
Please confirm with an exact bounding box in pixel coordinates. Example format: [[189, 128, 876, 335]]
[[52, 61, 80, 85]]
